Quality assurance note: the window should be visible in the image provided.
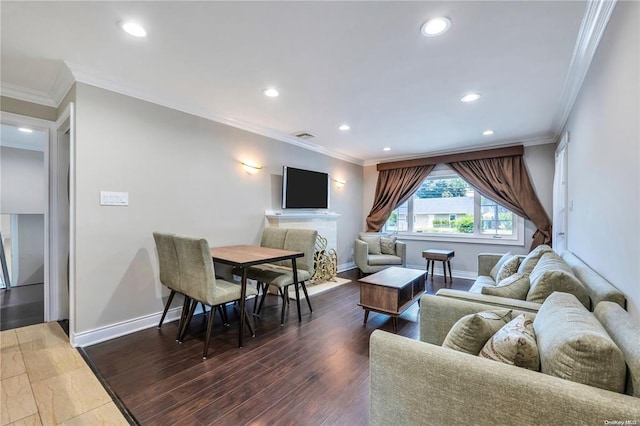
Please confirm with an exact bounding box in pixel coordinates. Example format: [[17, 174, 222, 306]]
[[384, 171, 523, 245]]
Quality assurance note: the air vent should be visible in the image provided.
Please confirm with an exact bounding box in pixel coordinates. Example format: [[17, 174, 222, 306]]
[[292, 131, 317, 140]]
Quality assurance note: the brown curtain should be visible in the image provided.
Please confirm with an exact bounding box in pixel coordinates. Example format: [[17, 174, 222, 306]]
[[366, 165, 435, 232], [447, 155, 552, 250]]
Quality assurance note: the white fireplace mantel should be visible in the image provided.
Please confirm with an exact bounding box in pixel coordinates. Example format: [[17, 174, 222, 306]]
[[264, 210, 340, 251], [264, 210, 341, 220]]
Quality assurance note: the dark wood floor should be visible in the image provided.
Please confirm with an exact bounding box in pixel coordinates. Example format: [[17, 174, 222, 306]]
[[0, 282, 44, 331], [84, 270, 472, 425]]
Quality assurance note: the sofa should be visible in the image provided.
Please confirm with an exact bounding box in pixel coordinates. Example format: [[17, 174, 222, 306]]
[[354, 232, 406, 275], [436, 246, 626, 313], [370, 292, 640, 425]]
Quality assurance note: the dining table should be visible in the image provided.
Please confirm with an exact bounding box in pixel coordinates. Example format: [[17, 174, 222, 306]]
[[209, 244, 304, 347]]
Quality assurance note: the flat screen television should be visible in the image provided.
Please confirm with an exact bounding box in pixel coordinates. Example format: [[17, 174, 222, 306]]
[[282, 166, 330, 209]]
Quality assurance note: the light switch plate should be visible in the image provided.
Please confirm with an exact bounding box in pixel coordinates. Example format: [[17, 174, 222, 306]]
[[100, 191, 129, 206]]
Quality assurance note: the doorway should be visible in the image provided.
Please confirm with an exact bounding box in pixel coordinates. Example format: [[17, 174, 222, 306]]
[[0, 123, 48, 330]]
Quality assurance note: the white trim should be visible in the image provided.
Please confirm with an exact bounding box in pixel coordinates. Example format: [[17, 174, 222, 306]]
[[48, 67, 76, 107], [337, 262, 356, 273], [72, 306, 186, 347], [406, 263, 477, 280], [552, 0, 617, 136], [398, 231, 525, 247], [64, 61, 364, 166], [0, 82, 57, 107], [265, 211, 341, 220], [66, 103, 77, 346]]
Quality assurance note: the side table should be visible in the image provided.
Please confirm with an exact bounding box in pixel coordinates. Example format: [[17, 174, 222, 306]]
[[422, 249, 454, 285]]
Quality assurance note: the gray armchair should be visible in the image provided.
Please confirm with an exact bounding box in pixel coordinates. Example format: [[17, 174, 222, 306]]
[[354, 232, 406, 275]]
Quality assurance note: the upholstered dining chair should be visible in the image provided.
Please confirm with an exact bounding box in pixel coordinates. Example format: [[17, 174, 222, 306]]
[[153, 232, 186, 329], [173, 235, 258, 359]]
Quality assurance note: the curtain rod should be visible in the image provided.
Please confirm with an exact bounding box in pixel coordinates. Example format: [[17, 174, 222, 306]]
[[376, 145, 524, 171]]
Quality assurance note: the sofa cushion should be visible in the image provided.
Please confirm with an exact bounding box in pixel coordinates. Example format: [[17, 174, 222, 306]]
[[442, 309, 513, 355], [359, 233, 382, 255], [469, 276, 497, 294], [489, 252, 512, 281], [526, 252, 590, 308], [533, 292, 626, 393], [380, 236, 397, 255], [481, 273, 530, 300], [495, 255, 521, 282], [368, 254, 403, 266], [479, 314, 539, 371], [517, 244, 553, 275]]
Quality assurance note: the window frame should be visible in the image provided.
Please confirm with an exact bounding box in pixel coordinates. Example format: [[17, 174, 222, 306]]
[[383, 168, 525, 246]]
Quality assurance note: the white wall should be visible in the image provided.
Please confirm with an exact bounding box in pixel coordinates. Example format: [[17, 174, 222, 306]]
[[0, 146, 45, 214], [362, 143, 555, 275], [561, 2, 639, 319], [73, 83, 364, 333]]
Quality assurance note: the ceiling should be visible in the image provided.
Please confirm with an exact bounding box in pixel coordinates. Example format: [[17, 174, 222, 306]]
[[1, 1, 591, 164]]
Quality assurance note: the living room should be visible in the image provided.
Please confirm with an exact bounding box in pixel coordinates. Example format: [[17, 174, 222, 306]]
[[1, 0, 638, 424]]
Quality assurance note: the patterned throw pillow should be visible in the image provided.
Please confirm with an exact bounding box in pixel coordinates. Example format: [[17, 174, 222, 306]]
[[495, 256, 521, 282], [489, 252, 512, 281], [479, 314, 539, 371], [379, 236, 397, 255], [442, 310, 513, 355], [517, 244, 553, 275]]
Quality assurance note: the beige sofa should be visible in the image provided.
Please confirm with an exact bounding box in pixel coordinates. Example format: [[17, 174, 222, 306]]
[[436, 249, 626, 313], [370, 293, 640, 425]]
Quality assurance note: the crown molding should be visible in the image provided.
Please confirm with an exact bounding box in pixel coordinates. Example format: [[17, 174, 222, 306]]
[[362, 135, 556, 167], [552, 0, 617, 136], [1, 82, 57, 107], [64, 61, 363, 166], [48, 65, 76, 106]]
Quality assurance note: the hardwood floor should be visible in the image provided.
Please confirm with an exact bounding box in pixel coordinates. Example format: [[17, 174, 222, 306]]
[[0, 283, 44, 331], [84, 270, 473, 425]]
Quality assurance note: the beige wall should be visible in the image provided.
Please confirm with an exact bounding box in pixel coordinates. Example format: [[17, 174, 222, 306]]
[[0, 147, 45, 214], [561, 1, 639, 319], [361, 143, 556, 274], [73, 83, 363, 332], [1, 96, 58, 121]]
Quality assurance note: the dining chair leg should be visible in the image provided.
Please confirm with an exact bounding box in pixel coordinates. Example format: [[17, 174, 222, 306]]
[[158, 289, 176, 328], [201, 303, 208, 329], [176, 297, 191, 342], [293, 282, 302, 322], [244, 309, 255, 337], [300, 281, 313, 313], [253, 282, 262, 314], [256, 283, 269, 316], [178, 299, 198, 343], [217, 305, 229, 326], [202, 304, 216, 360], [279, 289, 287, 326]]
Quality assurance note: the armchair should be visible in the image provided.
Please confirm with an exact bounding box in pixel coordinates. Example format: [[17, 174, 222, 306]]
[[354, 232, 406, 275]]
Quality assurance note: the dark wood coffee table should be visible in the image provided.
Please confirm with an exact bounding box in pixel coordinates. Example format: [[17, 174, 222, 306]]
[[358, 267, 426, 332], [422, 249, 454, 285]]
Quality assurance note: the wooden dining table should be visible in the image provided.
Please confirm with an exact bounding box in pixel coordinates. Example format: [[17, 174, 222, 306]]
[[209, 245, 304, 347]]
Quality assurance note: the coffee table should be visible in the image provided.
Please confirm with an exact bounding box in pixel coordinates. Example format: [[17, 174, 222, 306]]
[[358, 267, 426, 332]]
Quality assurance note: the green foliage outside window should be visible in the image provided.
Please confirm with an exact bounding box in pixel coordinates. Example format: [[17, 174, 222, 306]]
[[456, 216, 474, 233]]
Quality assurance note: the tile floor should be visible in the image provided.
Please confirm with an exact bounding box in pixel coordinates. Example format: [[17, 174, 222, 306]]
[[0, 322, 129, 425]]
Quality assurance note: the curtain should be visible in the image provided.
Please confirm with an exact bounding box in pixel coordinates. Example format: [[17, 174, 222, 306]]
[[365, 165, 435, 232], [447, 156, 552, 250]]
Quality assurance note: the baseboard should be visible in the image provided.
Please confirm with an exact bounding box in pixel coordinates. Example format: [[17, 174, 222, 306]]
[[71, 304, 203, 348], [406, 263, 477, 280], [338, 262, 356, 273]]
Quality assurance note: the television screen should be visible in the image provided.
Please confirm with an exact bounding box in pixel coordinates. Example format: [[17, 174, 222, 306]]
[[282, 166, 330, 209]]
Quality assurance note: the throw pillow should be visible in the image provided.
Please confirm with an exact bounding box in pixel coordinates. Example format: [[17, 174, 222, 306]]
[[517, 244, 553, 275], [533, 292, 626, 393], [359, 234, 382, 255], [489, 252, 512, 281], [495, 255, 521, 282], [482, 273, 530, 300], [379, 236, 397, 255], [442, 309, 513, 355], [526, 252, 590, 308], [479, 314, 539, 371]]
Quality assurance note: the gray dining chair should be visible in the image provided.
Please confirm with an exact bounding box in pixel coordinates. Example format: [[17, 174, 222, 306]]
[[173, 235, 258, 359], [153, 232, 188, 329]]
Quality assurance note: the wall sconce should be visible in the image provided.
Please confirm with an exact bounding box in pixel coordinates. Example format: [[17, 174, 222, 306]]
[[241, 161, 262, 175], [333, 178, 346, 188]]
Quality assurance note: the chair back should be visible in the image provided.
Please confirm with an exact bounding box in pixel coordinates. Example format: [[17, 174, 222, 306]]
[[260, 227, 288, 249], [282, 229, 318, 274], [153, 232, 180, 292], [173, 235, 217, 306]]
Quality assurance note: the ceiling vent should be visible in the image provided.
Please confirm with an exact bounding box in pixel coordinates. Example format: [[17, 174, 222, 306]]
[[292, 131, 317, 140]]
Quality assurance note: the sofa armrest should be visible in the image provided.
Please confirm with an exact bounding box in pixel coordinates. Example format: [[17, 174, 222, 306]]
[[370, 330, 640, 426], [419, 294, 534, 345], [435, 288, 542, 313], [395, 241, 407, 266], [354, 239, 369, 268], [478, 253, 504, 276]]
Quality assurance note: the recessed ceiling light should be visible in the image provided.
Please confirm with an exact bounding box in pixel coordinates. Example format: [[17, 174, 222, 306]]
[[120, 21, 147, 38], [420, 17, 451, 37], [338, 124, 350, 131], [482, 130, 495, 136], [461, 93, 481, 103], [18, 127, 33, 133], [263, 88, 279, 97], [383, 147, 391, 151]]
